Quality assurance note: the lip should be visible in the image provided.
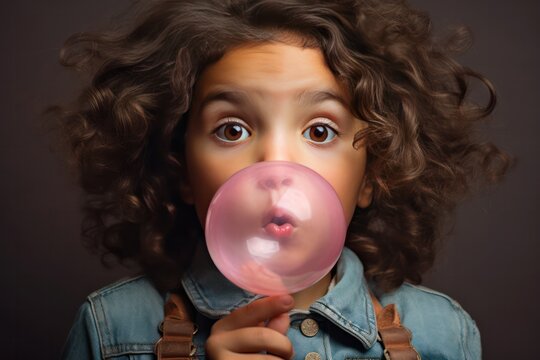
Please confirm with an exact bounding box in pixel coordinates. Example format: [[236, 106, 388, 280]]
[[264, 222, 294, 238], [262, 207, 297, 238]]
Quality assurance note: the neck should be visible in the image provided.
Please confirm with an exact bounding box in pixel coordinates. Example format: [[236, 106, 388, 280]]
[[291, 272, 332, 310]]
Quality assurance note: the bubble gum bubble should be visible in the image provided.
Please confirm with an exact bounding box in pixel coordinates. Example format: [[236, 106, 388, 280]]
[[205, 161, 347, 295]]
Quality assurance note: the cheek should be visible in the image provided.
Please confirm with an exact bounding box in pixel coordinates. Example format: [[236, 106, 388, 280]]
[[312, 155, 367, 223], [329, 175, 362, 223], [185, 148, 251, 224]]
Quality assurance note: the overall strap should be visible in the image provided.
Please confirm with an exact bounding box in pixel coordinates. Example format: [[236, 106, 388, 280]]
[[370, 293, 421, 360], [155, 291, 197, 360], [155, 291, 420, 360]]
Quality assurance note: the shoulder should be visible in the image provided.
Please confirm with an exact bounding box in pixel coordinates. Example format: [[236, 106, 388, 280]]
[[379, 283, 481, 359], [88, 275, 165, 330], [87, 275, 165, 322], [63, 276, 165, 359]]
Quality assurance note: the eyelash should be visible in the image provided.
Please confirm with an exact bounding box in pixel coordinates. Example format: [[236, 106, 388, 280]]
[[302, 118, 340, 144], [213, 118, 251, 143], [212, 117, 340, 144]]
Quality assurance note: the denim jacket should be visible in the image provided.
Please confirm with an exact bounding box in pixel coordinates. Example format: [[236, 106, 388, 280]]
[[62, 247, 481, 359]]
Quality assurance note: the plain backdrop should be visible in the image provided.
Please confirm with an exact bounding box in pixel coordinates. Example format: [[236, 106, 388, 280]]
[[1, 1, 539, 359]]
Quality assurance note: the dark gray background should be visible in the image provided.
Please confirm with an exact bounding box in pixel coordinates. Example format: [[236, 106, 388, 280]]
[[2, 1, 538, 359]]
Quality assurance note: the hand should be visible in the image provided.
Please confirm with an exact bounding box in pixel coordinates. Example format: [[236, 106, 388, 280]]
[[205, 295, 295, 359]]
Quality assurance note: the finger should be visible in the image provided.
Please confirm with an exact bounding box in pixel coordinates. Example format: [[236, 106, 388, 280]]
[[209, 327, 293, 359], [213, 295, 294, 333], [234, 354, 286, 360], [217, 354, 285, 360], [266, 312, 290, 335], [206, 345, 286, 360]]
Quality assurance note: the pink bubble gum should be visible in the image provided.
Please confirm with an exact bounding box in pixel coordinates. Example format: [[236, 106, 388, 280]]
[[205, 161, 347, 296]]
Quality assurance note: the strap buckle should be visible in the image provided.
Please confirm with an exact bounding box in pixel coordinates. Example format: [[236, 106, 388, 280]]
[[154, 337, 197, 358]]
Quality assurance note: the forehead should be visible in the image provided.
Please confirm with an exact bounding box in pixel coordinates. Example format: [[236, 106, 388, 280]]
[[193, 42, 349, 105]]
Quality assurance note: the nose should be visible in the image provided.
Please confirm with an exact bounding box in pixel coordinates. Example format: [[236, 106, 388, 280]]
[[258, 129, 294, 163], [258, 176, 293, 190]]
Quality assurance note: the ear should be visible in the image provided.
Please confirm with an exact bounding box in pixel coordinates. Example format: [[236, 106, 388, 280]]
[[357, 177, 373, 209]]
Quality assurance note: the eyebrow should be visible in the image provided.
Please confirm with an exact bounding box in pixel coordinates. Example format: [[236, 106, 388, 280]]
[[195, 89, 251, 113], [297, 89, 349, 108], [195, 88, 349, 113]]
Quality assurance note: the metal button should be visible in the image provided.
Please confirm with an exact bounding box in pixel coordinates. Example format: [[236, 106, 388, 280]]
[[300, 318, 319, 337], [305, 352, 321, 360]]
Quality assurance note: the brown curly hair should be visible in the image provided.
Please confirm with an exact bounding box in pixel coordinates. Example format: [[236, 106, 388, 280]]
[[50, 0, 509, 291]]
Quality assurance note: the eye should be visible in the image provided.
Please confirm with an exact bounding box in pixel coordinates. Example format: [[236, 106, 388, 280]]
[[214, 122, 250, 143], [302, 124, 338, 144]]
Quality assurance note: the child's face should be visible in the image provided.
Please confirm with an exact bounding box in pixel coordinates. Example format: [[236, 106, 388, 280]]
[[182, 41, 373, 227]]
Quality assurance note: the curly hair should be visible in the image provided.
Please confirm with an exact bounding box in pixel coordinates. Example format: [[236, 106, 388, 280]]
[[50, 0, 509, 291]]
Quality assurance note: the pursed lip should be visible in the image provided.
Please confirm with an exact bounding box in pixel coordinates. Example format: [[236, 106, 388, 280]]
[[261, 207, 297, 238]]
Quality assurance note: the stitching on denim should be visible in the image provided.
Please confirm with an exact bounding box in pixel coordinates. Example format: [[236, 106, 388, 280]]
[[315, 292, 376, 336], [403, 283, 463, 307], [183, 271, 255, 317], [323, 330, 333, 360], [183, 272, 223, 318], [88, 297, 108, 358], [311, 301, 376, 348], [405, 282, 479, 359], [102, 343, 155, 358], [311, 248, 377, 344], [96, 295, 113, 352], [458, 304, 468, 359], [88, 275, 146, 299]]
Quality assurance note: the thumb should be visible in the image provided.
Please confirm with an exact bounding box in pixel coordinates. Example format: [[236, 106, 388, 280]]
[[266, 312, 291, 335]]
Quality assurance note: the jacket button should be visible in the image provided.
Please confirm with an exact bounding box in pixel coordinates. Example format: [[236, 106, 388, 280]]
[[300, 318, 319, 337], [305, 352, 321, 360]]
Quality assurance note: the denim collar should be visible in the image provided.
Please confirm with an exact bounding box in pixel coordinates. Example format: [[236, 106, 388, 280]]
[[181, 245, 378, 349]]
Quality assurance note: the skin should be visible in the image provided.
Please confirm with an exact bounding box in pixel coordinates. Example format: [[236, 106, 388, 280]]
[[181, 41, 373, 359]]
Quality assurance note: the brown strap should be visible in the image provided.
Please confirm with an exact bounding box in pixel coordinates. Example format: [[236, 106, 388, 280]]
[[370, 293, 421, 360], [155, 291, 197, 360], [155, 290, 418, 360]]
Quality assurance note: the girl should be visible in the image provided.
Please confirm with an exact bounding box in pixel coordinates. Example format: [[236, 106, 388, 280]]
[[56, 0, 509, 359]]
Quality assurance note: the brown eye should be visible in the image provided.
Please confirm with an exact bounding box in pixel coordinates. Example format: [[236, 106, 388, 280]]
[[303, 124, 337, 143], [215, 123, 250, 142]]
